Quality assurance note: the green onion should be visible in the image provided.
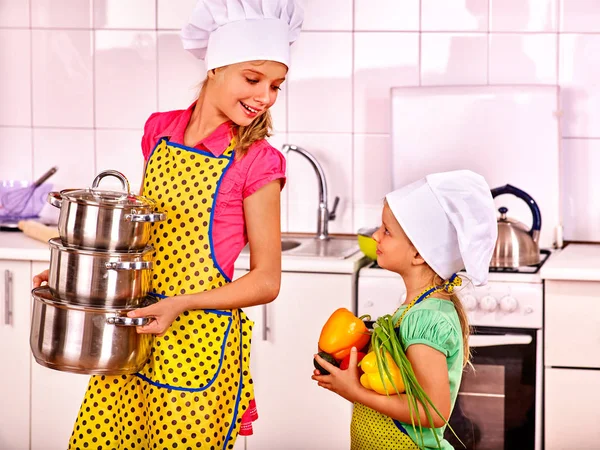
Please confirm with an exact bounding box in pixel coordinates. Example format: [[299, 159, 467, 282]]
[[370, 315, 465, 450]]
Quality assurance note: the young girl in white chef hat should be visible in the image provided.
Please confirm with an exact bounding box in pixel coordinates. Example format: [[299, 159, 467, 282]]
[[313, 170, 498, 449], [33, 1, 303, 448]]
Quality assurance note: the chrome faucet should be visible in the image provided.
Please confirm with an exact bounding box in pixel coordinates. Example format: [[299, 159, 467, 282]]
[[282, 144, 339, 240]]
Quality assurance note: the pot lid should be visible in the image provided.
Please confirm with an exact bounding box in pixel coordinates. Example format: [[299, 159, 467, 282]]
[[60, 170, 155, 208]]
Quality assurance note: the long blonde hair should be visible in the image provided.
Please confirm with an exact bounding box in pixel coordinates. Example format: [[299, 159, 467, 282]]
[[199, 68, 274, 158], [433, 274, 471, 367]]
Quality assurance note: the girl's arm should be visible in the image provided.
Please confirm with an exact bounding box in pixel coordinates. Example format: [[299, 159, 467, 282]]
[[129, 180, 282, 334], [313, 344, 452, 428]]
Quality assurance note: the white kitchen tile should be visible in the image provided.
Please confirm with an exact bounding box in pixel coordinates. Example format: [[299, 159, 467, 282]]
[[31, 0, 92, 28], [287, 32, 352, 133], [561, 138, 600, 241], [353, 134, 391, 230], [489, 34, 557, 84], [270, 81, 288, 134], [94, 0, 155, 29], [286, 133, 353, 234], [95, 31, 157, 129], [157, 32, 204, 112], [559, 34, 600, 138], [265, 132, 288, 232], [95, 129, 145, 193], [32, 30, 93, 127], [354, 33, 419, 134], [32, 128, 96, 191], [355, 0, 419, 31], [157, 0, 196, 29], [421, 33, 488, 85], [422, 0, 489, 31], [298, 0, 352, 31], [0, 128, 32, 180], [490, 0, 557, 32], [560, 0, 600, 32], [0, 30, 31, 127], [0, 0, 30, 27]]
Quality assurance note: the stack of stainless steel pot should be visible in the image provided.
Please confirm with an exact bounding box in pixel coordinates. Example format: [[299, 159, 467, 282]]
[[30, 170, 166, 375]]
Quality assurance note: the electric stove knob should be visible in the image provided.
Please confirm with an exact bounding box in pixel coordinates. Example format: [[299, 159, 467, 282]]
[[480, 295, 498, 312], [499, 295, 518, 313], [461, 295, 478, 311]]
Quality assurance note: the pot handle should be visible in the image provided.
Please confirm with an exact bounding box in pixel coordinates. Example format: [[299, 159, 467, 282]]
[[105, 261, 153, 271], [106, 316, 150, 326], [47, 191, 63, 208], [126, 212, 166, 223], [491, 184, 542, 243], [91, 170, 131, 198]]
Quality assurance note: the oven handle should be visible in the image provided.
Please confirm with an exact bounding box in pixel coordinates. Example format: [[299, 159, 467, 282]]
[[469, 334, 532, 348]]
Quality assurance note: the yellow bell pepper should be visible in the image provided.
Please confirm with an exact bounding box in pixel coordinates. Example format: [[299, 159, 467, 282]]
[[359, 350, 405, 395], [318, 308, 371, 361]]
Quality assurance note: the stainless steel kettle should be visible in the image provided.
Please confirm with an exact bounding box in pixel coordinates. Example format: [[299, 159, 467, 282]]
[[490, 184, 542, 268]]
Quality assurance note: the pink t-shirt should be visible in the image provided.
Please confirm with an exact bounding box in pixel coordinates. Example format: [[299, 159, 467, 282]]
[[141, 104, 286, 281]]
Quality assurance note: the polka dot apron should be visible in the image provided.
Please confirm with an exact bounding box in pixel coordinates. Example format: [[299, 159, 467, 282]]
[[68, 137, 254, 450], [349, 285, 448, 450]]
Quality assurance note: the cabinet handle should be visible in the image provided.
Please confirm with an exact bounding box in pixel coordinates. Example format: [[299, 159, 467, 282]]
[[262, 304, 270, 341], [4, 270, 13, 326]]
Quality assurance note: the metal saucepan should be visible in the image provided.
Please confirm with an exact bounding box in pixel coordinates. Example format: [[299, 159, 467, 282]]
[[47, 170, 166, 251], [48, 237, 153, 308], [30, 286, 153, 375]]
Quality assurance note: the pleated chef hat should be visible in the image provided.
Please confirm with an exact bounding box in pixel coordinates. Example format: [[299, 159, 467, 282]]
[[181, 0, 304, 71], [385, 170, 498, 286]]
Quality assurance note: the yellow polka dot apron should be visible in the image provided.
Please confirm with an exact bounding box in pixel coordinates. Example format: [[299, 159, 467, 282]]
[[69, 137, 254, 450], [349, 285, 446, 450]]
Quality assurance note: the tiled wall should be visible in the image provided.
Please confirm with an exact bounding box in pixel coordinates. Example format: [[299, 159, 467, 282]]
[[1, 0, 599, 241]]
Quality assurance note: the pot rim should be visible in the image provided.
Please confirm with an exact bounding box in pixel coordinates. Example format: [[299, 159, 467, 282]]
[[57, 187, 157, 209], [48, 237, 153, 257], [32, 286, 155, 312]]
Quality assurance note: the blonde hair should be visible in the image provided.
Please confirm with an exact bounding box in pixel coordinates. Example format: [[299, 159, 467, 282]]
[[199, 63, 275, 158], [433, 274, 471, 368]]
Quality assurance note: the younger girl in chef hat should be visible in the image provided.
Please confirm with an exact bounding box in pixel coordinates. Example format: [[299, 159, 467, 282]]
[[313, 170, 498, 450]]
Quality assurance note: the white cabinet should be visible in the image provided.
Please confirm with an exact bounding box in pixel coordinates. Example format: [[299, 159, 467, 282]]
[[238, 270, 353, 450], [29, 261, 90, 450], [544, 280, 600, 450], [0, 260, 31, 450], [545, 368, 600, 450]]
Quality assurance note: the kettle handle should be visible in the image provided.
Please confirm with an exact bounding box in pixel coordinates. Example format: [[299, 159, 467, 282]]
[[491, 184, 542, 243]]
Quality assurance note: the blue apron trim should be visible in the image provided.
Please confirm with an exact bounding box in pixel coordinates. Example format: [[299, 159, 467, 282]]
[[392, 419, 410, 436], [223, 310, 247, 448], [134, 313, 233, 392]]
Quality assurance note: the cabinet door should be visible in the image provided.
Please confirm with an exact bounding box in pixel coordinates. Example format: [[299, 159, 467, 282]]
[[0, 260, 31, 449], [29, 261, 91, 449], [545, 368, 600, 449], [246, 272, 353, 450], [545, 280, 600, 368]]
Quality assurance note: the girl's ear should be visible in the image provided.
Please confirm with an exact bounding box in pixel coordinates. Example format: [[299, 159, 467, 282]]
[[412, 251, 426, 266]]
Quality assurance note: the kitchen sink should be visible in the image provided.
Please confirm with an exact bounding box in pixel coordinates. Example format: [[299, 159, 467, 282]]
[[240, 234, 360, 259]]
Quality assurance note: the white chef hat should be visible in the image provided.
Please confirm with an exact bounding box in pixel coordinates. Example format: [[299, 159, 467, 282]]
[[181, 0, 304, 71], [385, 170, 498, 286]]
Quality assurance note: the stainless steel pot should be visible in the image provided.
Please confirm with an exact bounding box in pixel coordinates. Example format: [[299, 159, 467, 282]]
[[48, 237, 153, 308], [30, 286, 153, 375], [48, 170, 166, 251]]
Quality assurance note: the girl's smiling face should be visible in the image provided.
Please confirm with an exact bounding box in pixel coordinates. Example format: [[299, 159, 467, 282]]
[[372, 202, 418, 274], [207, 60, 287, 126]]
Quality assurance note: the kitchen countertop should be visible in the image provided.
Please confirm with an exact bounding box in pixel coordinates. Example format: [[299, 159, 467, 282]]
[[0, 231, 369, 274], [540, 243, 600, 281]]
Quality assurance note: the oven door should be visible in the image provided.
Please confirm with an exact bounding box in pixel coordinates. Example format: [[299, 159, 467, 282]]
[[444, 326, 540, 450]]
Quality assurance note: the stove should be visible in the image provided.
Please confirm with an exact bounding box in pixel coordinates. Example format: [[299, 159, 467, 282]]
[[355, 250, 552, 450]]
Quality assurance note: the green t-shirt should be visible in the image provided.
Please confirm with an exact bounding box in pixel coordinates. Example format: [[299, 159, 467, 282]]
[[393, 298, 464, 450]]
